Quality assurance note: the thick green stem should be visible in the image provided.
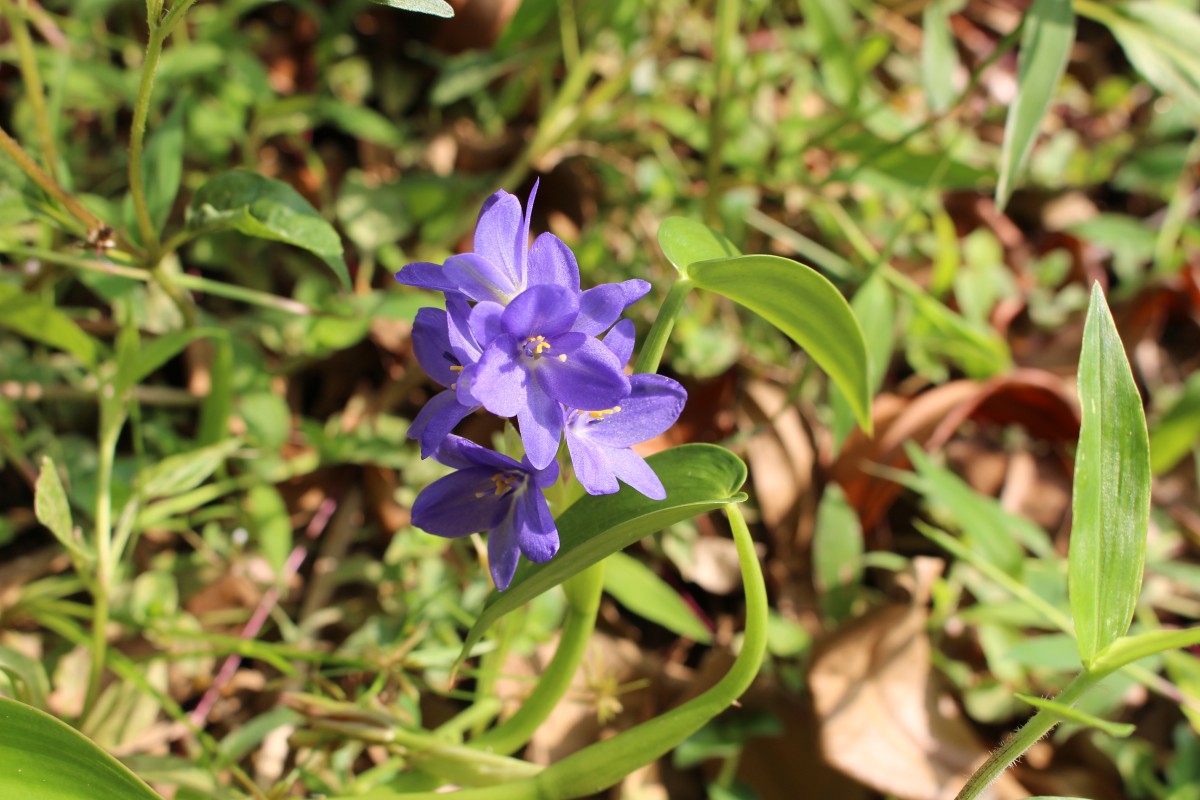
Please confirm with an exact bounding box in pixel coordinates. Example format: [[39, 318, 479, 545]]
[[703, 0, 738, 225], [3, 0, 58, 179], [956, 669, 1103, 800], [633, 277, 693, 375], [469, 562, 605, 756]]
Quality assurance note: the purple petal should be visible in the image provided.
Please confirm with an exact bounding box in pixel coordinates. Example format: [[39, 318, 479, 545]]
[[412, 308, 457, 387], [473, 337, 529, 418], [516, 383, 565, 470], [514, 486, 558, 563], [574, 280, 652, 336], [432, 434, 522, 473], [527, 232, 580, 292], [528, 456, 561, 489], [534, 337, 630, 411], [468, 301, 505, 351], [606, 447, 666, 500], [517, 180, 539, 289], [394, 262, 459, 293], [580, 374, 686, 449], [409, 390, 474, 458], [443, 253, 516, 304], [602, 319, 636, 366], [411, 467, 511, 537], [488, 514, 522, 591], [501, 284, 580, 339], [446, 295, 483, 363], [565, 434, 620, 496], [474, 192, 524, 291]]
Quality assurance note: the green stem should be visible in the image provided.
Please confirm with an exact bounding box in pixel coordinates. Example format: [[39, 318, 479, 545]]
[[633, 277, 693, 375], [128, 22, 166, 251], [555, 0, 580, 74], [469, 562, 605, 756], [3, 0, 59, 180], [703, 0, 738, 225], [955, 669, 1104, 800]]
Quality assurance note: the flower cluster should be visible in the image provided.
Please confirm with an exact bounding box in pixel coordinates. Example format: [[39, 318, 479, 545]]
[[397, 183, 686, 590]]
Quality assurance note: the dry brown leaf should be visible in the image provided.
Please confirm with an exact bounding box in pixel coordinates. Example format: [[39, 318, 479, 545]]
[[809, 559, 1027, 800]]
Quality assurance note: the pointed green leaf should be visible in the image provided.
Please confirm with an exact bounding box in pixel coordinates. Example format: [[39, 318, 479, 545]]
[[1100, 2, 1200, 115], [996, 0, 1075, 209], [115, 328, 226, 395], [35, 456, 90, 563], [187, 171, 349, 290], [0, 696, 160, 799], [0, 284, 103, 369], [135, 439, 240, 500], [687, 254, 872, 432], [368, 0, 454, 17], [831, 273, 894, 447], [1069, 284, 1151, 668], [812, 484, 863, 623], [457, 444, 747, 663], [1092, 627, 1200, 675], [1014, 693, 1135, 738], [656, 217, 740, 275], [604, 551, 713, 643], [921, 0, 962, 113]]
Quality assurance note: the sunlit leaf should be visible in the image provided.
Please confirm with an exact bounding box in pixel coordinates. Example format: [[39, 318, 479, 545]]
[[457, 445, 747, 663], [921, 0, 962, 112], [0, 696, 160, 799], [656, 217, 740, 275], [830, 273, 894, 448], [187, 171, 349, 290], [1014, 693, 1135, 738], [135, 439, 241, 500], [996, 0, 1075, 209], [688, 255, 872, 432], [368, 0, 454, 17], [1069, 283, 1151, 668]]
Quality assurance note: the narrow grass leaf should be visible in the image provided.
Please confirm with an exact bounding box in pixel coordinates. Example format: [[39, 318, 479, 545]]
[[1101, 2, 1200, 115], [1069, 284, 1151, 668], [369, 0, 454, 17], [604, 551, 713, 643], [1149, 371, 1200, 475], [0, 696, 160, 799], [830, 273, 894, 447], [187, 171, 349, 289], [688, 254, 872, 432], [921, 0, 961, 112], [996, 0, 1075, 209], [458, 444, 747, 663], [0, 284, 103, 369], [656, 217, 740, 276], [1014, 693, 1135, 738], [812, 484, 864, 623]]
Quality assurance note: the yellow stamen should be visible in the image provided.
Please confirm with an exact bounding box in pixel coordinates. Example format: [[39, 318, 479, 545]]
[[588, 405, 622, 419], [558, 354, 567, 362], [526, 335, 552, 355], [450, 365, 464, 374]]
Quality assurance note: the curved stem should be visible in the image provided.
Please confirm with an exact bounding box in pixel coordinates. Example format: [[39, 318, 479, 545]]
[[4, 0, 58, 180], [955, 669, 1103, 800], [633, 277, 693, 375], [469, 562, 605, 756]]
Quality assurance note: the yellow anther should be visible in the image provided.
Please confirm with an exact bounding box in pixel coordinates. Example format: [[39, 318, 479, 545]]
[[587, 406, 622, 419], [450, 365, 464, 374], [526, 335, 552, 355], [558, 354, 568, 362], [490, 473, 518, 496]]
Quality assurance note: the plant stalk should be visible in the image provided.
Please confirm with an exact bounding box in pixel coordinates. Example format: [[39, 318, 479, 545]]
[[703, 0, 738, 226], [633, 277, 693, 375], [3, 0, 59, 179]]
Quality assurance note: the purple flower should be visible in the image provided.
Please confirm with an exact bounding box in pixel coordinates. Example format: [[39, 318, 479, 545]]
[[408, 296, 484, 457], [563, 321, 686, 500], [411, 435, 560, 591], [471, 284, 631, 469]]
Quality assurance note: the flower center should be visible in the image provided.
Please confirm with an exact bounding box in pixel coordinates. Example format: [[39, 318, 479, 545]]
[[524, 335, 553, 359], [476, 472, 520, 499]]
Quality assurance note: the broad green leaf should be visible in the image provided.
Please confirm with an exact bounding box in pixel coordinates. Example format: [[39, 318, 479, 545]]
[[457, 444, 747, 662], [830, 273, 894, 447], [687, 255, 872, 432], [921, 0, 962, 112], [0, 284, 103, 369], [812, 484, 863, 623], [35, 456, 90, 563], [1149, 371, 1200, 475], [0, 696, 160, 799], [135, 439, 240, 500], [1069, 284, 1151, 668], [603, 551, 713, 643], [368, 0, 454, 17], [996, 0, 1075, 209], [656, 217, 740, 275], [187, 171, 349, 290], [1014, 693, 1135, 738]]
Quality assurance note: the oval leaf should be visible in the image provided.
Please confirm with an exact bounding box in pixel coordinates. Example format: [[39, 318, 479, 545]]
[[187, 171, 349, 290], [1069, 284, 1151, 668], [996, 0, 1075, 209], [687, 254, 873, 433], [656, 217, 740, 275], [458, 444, 747, 662], [0, 696, 160, 799], [35, 456, 90, 563]]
